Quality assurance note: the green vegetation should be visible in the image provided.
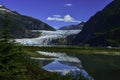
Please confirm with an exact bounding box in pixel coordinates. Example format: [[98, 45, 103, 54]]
[[23, 46, 120, 80], [73, 0, 120, 46], [1, 37, 119, 80], [0, 42, 82, 80], [0, 6, 55, 38], [24, 46, 120, 56], [0, 16, 29, 79], [93, 27, 120, 47], [0, 15, 82, 80]]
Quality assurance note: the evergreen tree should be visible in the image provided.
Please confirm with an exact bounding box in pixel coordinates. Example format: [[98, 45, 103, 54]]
[[0, 14, 28, 80], [0, 13, 88, 80]]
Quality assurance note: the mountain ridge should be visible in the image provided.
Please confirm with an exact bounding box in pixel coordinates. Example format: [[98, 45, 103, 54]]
[[59, 22, 85, 30], [0, 5, 55, 38], [72, 0, 120, 46]]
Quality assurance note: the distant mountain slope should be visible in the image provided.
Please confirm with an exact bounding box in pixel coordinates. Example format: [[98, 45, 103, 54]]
[[0, 5, 55, 38], [72, 0, 120, 46], [59, 22, 85, 30]]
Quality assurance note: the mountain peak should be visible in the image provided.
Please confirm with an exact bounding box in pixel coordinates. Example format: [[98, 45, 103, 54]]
[[0, 4, 7, 9], [0, 5, 55, 38], [0, 5, 18, 15], [0, 5, 4, 7], [0, 4, 9, 10]]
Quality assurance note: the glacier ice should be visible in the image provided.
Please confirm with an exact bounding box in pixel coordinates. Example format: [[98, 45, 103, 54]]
[[15, 30, 81, 46]]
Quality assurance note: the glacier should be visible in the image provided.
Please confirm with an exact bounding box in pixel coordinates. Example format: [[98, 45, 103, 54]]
[[15, 30, 81, 46]]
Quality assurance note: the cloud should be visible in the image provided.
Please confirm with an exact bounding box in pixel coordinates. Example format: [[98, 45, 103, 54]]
[[47, 17, 63, 21], [53, 15, 61, 18], [64, 3, 72, 7], [47, 14, 81, 23]]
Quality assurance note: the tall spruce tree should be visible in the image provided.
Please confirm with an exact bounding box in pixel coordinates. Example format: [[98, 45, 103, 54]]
[[0, 13, 28, 80]]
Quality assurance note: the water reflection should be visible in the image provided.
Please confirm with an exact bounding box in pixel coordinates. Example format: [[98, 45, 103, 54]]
[[32, 51, 94, 80]]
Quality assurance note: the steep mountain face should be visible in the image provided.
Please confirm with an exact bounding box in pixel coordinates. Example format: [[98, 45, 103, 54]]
[[72, 0, 120, 46], [59, 22, 85, 30], [0, 5, 55, 38]]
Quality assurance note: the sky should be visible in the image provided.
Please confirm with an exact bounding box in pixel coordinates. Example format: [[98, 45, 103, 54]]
[[0, 0, 113, 29]]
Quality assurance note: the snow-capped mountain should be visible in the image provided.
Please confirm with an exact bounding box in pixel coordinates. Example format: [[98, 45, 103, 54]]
[[0, 5, 15, 14], [0, 5, 55, 38]]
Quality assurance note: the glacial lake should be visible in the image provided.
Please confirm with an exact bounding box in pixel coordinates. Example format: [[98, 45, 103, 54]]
[[32, 50, 120, 80], [73, 53, 120, 80], [32, 51, 94, 80]]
